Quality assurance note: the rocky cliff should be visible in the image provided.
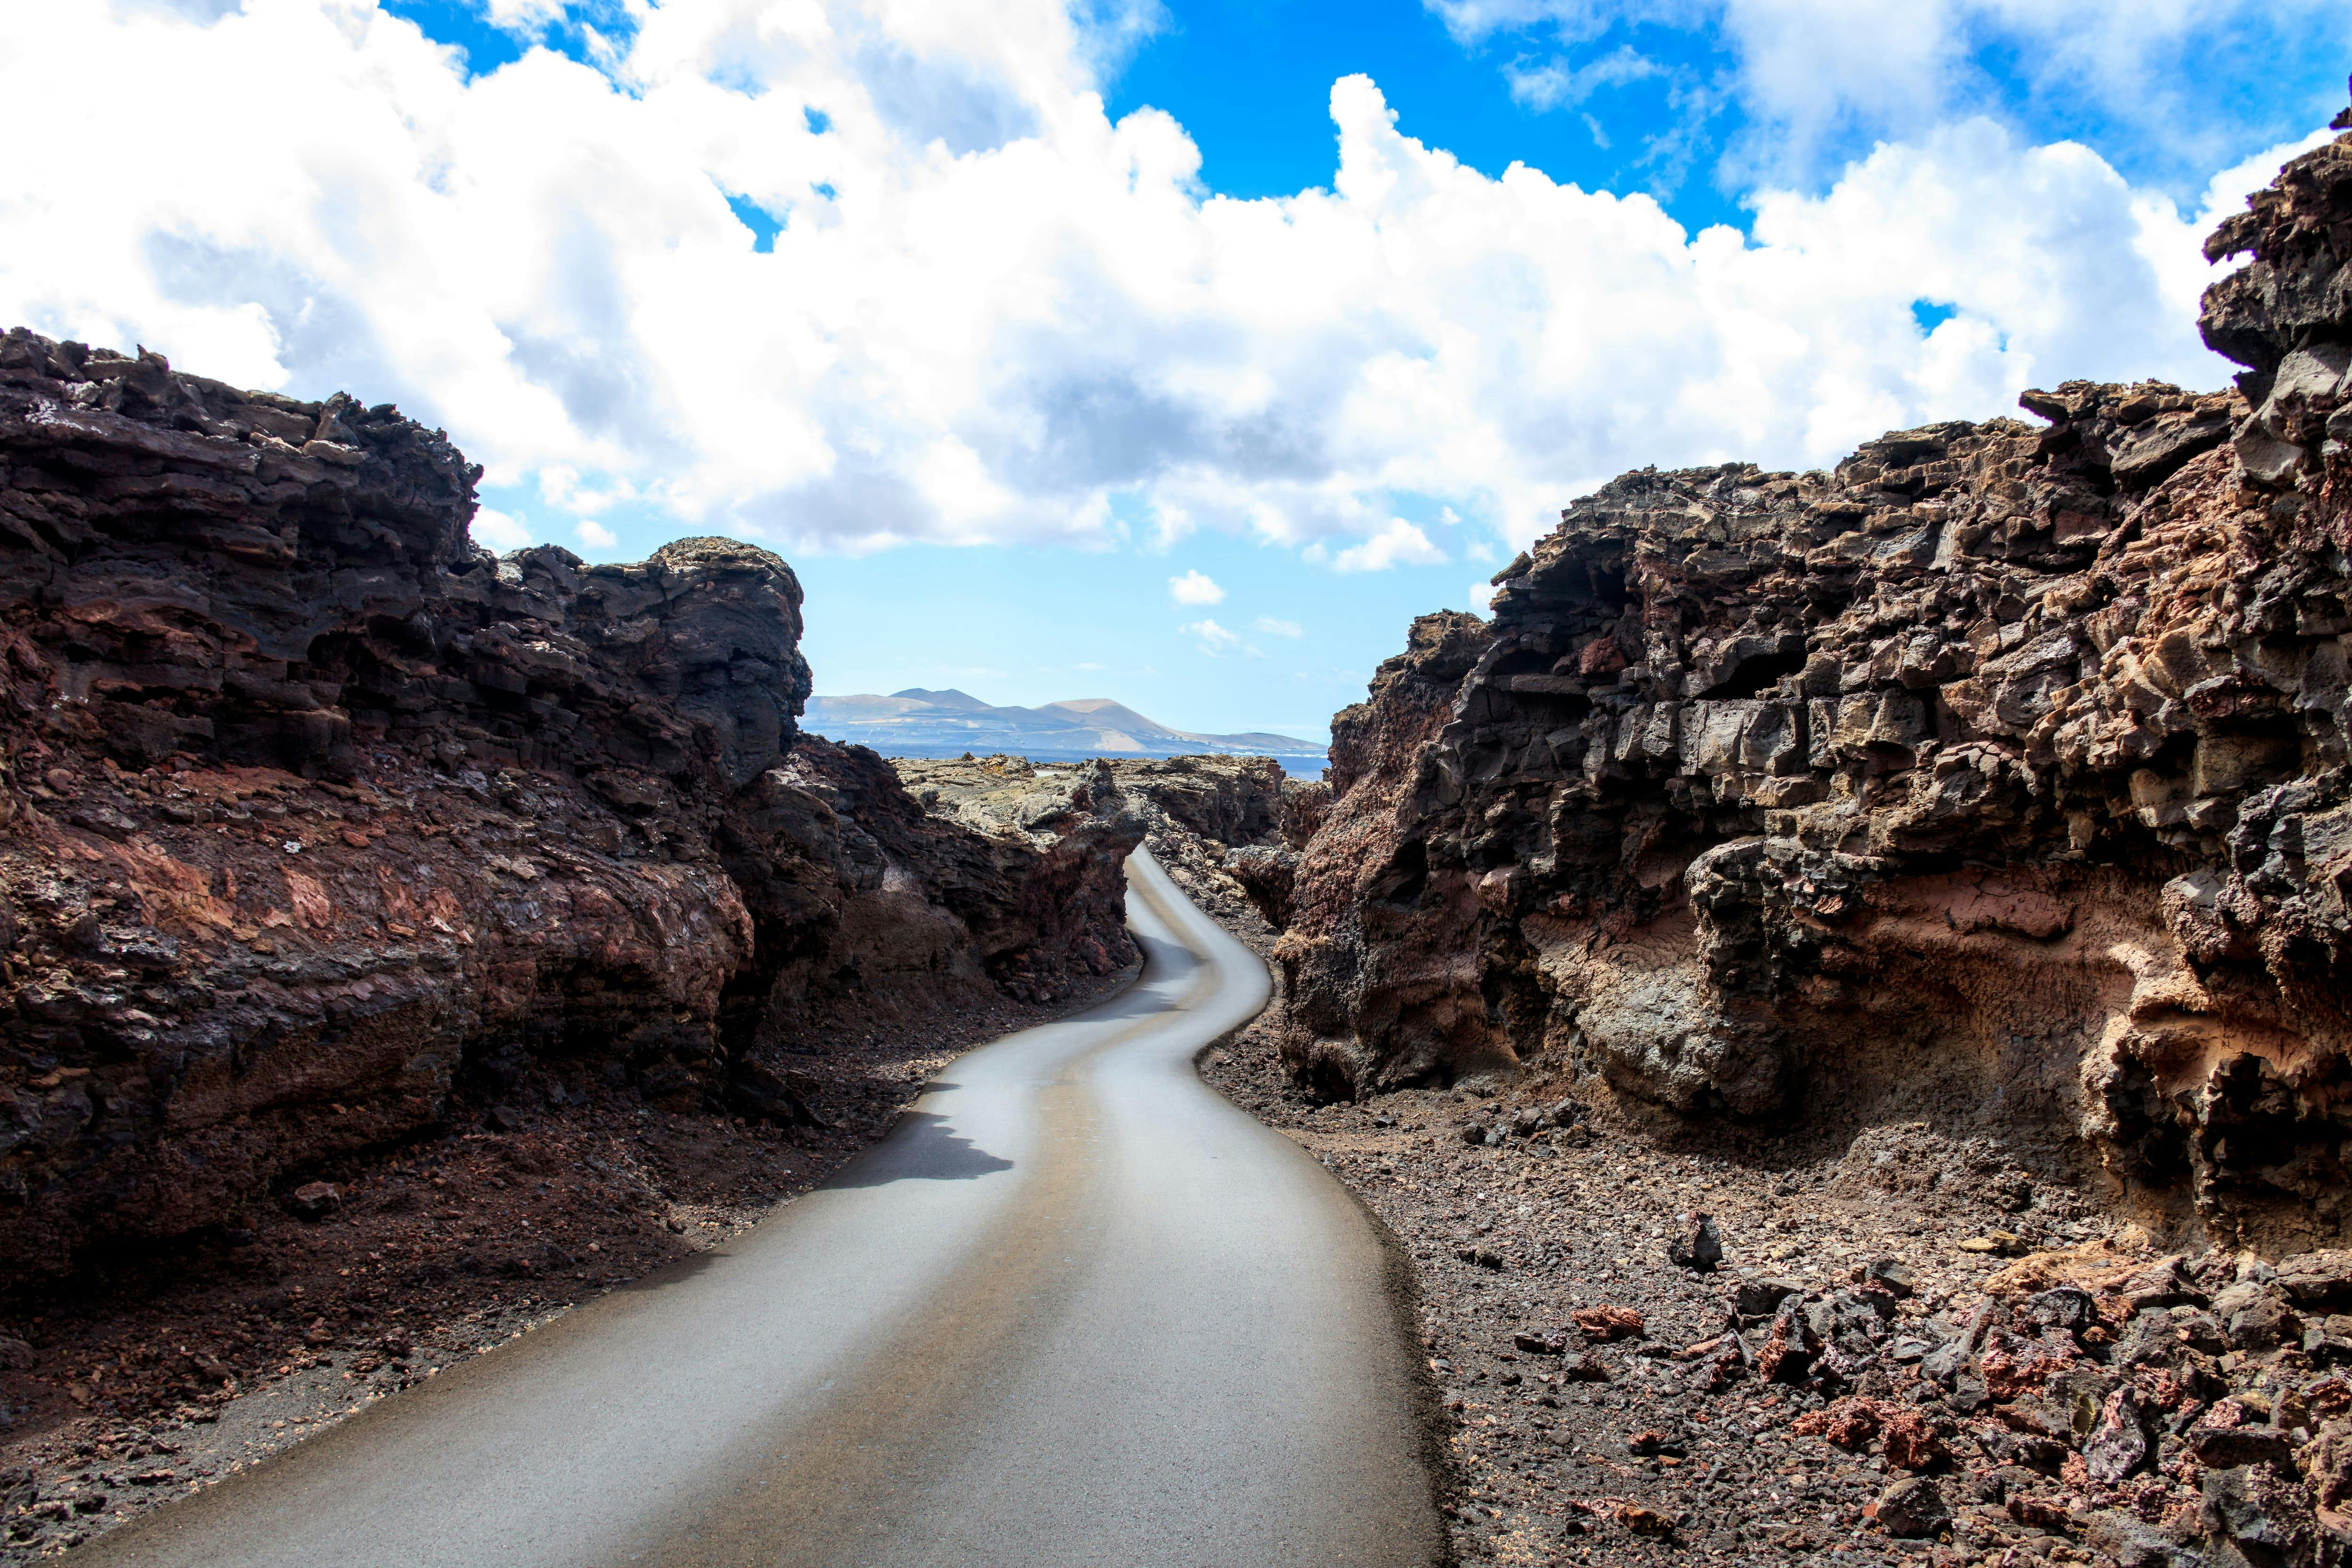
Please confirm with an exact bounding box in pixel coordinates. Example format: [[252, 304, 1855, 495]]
[[892, 751, 1319, 938], [1275, 115, 2352, 1253], [0, 332, 1138, 1281]]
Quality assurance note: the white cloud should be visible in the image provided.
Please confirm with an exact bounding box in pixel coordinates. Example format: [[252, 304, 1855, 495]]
[[482, 0, 567, 36], [576, 518, 619, 550], [1168, 568, 1226, 605], [1427, 0, 2344, 183], [1333, 517, 1447, 573], [1180, 618, 1247, 654], [1505, 42, 1661, 112], [1466, 581, 1497, 614], [471, 505, 532, 552], [1254, 615, 1304, 637], [0, 0, 2321, 573]]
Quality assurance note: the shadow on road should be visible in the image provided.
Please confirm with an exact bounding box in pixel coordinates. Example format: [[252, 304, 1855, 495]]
[[1077, 983, 1186, 1022], [830, 1110, 1015, 1187]]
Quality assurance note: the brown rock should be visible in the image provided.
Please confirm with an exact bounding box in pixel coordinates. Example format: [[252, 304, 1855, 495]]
[[0, 327, 1147, 1277], [1614, 1503, 1677, 1537], [1254, 107, 2352, 1258], [1570, 1305, 1644, 1341]]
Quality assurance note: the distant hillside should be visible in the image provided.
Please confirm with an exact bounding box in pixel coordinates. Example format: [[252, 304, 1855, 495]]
[[802, 689, 1328, 769]]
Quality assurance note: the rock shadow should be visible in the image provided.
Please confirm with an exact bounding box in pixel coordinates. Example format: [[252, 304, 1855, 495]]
[[1068, 933, 1201, 1022], [828, 1109, 1014, 1187]]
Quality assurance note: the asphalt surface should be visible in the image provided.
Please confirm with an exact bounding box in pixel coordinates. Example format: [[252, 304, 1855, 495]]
[[76, 850, 1443, 1568]]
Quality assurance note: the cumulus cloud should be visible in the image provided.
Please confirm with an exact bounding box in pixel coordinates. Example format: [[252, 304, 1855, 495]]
[[1254, 615, 1304, 637], [1466, 581, 1498, 613], [471, 505, 533, 551], [0, 0, 2317, 570], [1331, 517, 1446, 573], [576, 519, 619, 550], [1168, 568, 1226, 605]]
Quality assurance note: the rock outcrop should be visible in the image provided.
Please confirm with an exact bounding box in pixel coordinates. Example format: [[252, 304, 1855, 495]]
[[891, 752, 1315, 937], [0, 332, 1137, 1280], [1274, 114, 2352, 1251]]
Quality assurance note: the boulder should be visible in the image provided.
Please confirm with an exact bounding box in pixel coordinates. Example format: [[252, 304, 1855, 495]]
[[1872, 1477, 1950, 1539]]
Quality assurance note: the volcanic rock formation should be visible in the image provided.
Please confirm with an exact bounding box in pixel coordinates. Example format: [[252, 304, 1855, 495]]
[[1273, 112, 2352, 1253], [893, 751, 1322, 934], [0, 334, 1138, 1280]]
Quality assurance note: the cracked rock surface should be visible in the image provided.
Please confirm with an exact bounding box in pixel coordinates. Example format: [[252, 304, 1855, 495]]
[[1268, 104, 2352, 1260], [0, 325, 1143, 1284]]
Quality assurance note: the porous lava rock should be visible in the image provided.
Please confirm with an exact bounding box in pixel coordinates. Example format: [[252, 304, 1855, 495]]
[[0, 331, 1137, 1280], [1273, 104, 2352, 1250]]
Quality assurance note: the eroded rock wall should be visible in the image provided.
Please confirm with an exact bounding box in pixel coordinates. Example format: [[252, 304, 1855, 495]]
[[0, 331, 1136, 1280], [1275, 120, 2352, 1251]]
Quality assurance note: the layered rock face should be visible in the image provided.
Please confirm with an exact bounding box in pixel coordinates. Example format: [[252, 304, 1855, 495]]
[[0, 331, 1136, 1279], [1277, 124, 2352, 1250]]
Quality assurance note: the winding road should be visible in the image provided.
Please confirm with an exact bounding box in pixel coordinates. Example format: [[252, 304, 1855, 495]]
[[78, 851, 1443, 1568]]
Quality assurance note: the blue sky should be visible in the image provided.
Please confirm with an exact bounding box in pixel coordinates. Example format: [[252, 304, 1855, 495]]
[[6, 0, 2347, 741]]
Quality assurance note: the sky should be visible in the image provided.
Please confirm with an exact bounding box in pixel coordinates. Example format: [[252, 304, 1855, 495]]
[[2, 2, 2347, 743]]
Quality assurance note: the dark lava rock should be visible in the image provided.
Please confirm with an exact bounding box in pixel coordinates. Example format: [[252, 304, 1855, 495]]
[[1667, 1212, 1722, 1271], [1263, 109, 2352, 1253], [2187, 1425, 2298, 1474], [1874, 1476, 1950, 1539]]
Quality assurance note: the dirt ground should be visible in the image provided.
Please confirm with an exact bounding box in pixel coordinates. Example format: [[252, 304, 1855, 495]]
[[0, 964, 1136, 1561], [3, 852, 2317, 1568], [1190, 907, 2254, 1568]]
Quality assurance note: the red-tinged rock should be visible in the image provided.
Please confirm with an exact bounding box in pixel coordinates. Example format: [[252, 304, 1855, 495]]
[[1257, 100, 2352, 1254], [1792, 1397, 1887, 1450], [1881, 1411, 1948, 1473], [1758, 1300, 1823, 1385], [1571, 1305, 1644, 1342], [2084, 1387, 2162, 1485], [0, 327, 1150, 1279], [2007, 1494, 2073, 1530], [1614, 1503, 1676, 1537]]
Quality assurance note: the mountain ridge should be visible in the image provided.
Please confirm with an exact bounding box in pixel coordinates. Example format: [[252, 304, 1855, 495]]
[[803, 688, 1328, 767]]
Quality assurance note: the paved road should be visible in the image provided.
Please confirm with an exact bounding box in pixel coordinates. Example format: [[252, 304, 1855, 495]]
[[79, 851, 1442, 1568]]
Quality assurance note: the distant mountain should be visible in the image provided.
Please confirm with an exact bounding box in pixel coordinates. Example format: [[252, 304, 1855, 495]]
[[801, 689, 1328, 769]]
